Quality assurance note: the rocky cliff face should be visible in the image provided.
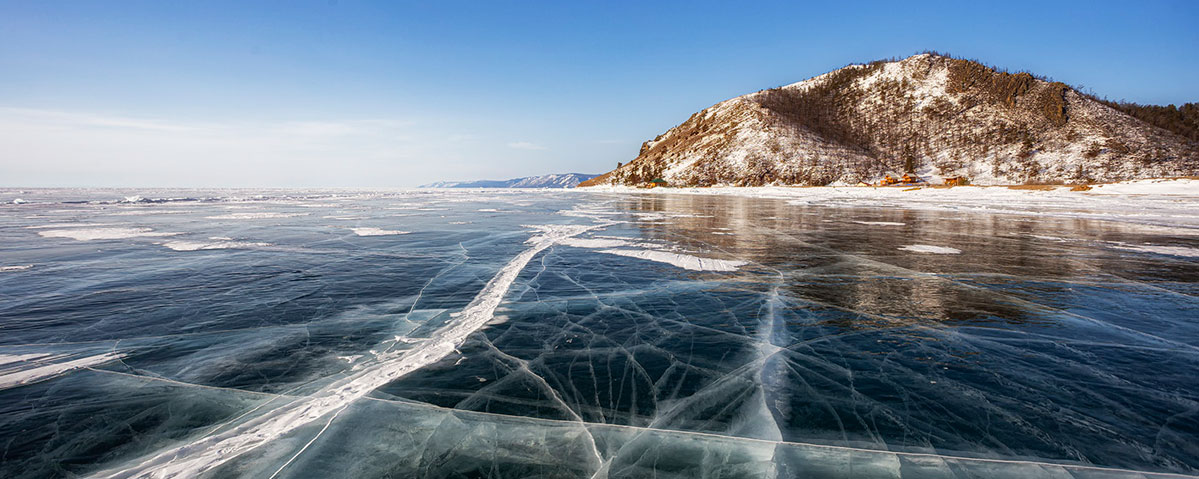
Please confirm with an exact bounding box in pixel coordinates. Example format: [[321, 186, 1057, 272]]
[[581, 54, 1198, 187]]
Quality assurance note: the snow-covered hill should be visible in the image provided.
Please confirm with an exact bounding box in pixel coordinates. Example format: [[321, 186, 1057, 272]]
[[581, 54, 1198, 187], [421, 173, 599, 189]]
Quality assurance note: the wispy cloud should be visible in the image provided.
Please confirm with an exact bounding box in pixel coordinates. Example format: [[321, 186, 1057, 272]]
[[507, 141, 547, 151], [0, 107, 432, 186], [0, 108, 413, 138], [446, 133, 479, 143], [0, 108, 604, 187], [1, 108, 200, 133]]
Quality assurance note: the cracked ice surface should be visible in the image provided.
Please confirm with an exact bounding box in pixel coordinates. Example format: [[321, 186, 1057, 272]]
[[0, 188, 1196, 478]]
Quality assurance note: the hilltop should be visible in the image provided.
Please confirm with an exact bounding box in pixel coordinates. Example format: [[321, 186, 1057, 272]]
[[580, 53, 1198, 187]]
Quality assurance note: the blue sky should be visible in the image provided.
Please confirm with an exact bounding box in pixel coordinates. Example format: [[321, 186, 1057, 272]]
[[2, 0, 1196, 187]]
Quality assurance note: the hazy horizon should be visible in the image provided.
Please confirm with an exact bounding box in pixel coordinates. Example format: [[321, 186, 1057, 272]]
[[3, 0, 1197, 187]]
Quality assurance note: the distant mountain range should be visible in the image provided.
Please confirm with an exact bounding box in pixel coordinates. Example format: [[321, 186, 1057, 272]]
[[580, 53, 1197, 187], [421, 173, 599, 189]]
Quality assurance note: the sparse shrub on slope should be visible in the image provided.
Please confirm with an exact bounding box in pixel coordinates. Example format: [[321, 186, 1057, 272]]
[[754, 61, 884, 154], [1101, 101, 1199, 143], [590, 53, 1198, 187]]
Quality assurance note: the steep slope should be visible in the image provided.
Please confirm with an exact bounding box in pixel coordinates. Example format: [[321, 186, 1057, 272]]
[[421, 173, 599, 189], [581, 54, 1198, 187]]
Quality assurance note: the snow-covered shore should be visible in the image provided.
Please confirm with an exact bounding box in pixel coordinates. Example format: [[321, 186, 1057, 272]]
[[577, 178, 1199, 230]]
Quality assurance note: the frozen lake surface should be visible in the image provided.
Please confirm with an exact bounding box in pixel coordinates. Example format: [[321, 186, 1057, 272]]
[[1, 188, 1197, 478]]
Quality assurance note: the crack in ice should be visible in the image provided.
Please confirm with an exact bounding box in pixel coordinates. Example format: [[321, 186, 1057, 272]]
[[75, 339, 1198, 479], [90, 223, 595, 479]]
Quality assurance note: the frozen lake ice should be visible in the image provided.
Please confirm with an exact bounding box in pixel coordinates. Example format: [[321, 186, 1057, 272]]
[[0, 188, 1197, 478]]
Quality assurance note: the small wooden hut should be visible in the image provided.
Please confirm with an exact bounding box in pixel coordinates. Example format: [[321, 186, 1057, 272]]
[[942, 176, 968, 186]]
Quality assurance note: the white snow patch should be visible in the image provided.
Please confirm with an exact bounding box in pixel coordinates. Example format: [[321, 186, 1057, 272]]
[[598, 249, 747, 271], [899, 245, 961, 254], [38, 227, 178, 241], [559, 237, 634, 249], [351, 227, 409, 236], [0, 354, 51, 366], [1086, 178, 1199, 196], [24, 223, 112, 229], [0, 352, 125, 390], [557, 208, 624, 219]]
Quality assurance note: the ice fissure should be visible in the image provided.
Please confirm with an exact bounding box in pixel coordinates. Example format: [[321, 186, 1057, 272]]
[[92, 224, 596, 479]]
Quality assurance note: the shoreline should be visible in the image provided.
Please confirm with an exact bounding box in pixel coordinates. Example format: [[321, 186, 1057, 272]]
[[576, 177, 1198, 195], [574, 178, 1199, 231]]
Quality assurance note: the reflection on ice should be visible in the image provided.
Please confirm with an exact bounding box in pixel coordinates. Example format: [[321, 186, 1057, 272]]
[[898, 244, 961, 254], [0, 188, 1196, 478], [1111, 243, 1199, 258]]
